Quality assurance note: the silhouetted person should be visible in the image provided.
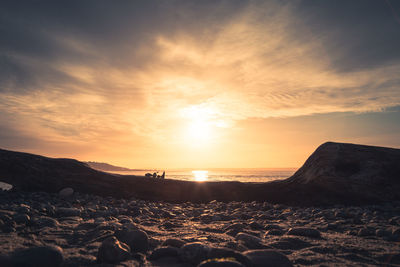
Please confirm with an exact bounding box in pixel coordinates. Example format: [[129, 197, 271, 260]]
[[161, 171, 165, 179], [153, 172, 157, 178]]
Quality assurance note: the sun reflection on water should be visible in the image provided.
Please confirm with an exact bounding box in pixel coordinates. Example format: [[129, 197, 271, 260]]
[[192, 170, 208, 182]]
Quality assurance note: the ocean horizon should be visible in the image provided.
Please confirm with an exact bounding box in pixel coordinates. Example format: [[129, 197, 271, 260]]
[[107, 168, 297, 183]]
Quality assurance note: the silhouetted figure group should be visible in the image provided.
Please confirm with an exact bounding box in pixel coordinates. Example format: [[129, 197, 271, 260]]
[[145, 171, 165, 179]]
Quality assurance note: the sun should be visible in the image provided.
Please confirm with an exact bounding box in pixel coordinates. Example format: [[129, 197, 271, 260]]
[[181, 105, 216, 145], [187, 119, 212, 141]]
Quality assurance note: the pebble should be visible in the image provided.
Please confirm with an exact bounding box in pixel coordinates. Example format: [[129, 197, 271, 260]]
[[11, 246, 64, 267], [244, 249, 293, 267], [287, 227, 321, 238], [97, 236, 131, 264], [56, 207, 81, 217], [148, 246, 180, 260], [13, 213, 30, 224], [34, 216, 59, 228], [180, 242, 211, 265], [115, 229, 149, 252], [58, 187, 74, 198], [161, 238, 186, 248], [235, 232, 264, 249], [198, 259, 246, 267]]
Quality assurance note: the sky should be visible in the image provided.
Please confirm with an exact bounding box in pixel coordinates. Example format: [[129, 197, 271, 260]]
[[1, 0, 400, 169]]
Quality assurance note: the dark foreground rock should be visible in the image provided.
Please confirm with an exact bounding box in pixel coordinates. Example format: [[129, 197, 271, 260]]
[[0, 141, 400, 205], [0, 190, 399, 266]]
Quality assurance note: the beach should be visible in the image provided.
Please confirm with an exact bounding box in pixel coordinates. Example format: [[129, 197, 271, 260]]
[[0, 189, 399, 266]]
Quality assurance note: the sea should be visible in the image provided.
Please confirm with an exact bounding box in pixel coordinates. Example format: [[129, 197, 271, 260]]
[[0, 168, 297, 190], [108, 168, 297, 183]]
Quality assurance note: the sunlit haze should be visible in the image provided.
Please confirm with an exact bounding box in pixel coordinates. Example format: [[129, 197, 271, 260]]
[[1, 1, 400, 169]]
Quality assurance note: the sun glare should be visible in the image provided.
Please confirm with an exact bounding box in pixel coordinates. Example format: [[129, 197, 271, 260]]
[[181, 105, 218, 145], [192, 170, 208, 181]]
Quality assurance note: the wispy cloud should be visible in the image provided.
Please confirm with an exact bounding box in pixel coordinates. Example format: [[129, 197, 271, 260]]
[[0, 0, 399, 162]]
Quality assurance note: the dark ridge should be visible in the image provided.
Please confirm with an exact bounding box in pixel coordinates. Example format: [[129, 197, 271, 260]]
[[0, 142, 399, 206]]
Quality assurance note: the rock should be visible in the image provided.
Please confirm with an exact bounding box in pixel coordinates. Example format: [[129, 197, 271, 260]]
[[115, 229, 149, 253], [236, 233, 264, 249], [13, 213, 30, 224], [97, 236, 131, 264], [34, 217, 59, 228], [198, 259, 246, 267], [56, 207, 81, 217], [287, 227, 321, 238], [207, 247, 253, 267], [265, 229, 284, 236], [244, 249, 293, 267], [11, 246, 64, 267], [148, 246, 180, 260], [59, 187, 74, 198], [268, 237, 312, 250], [161, 238, 186, 248], [180, 242, 210, 265], [249, 221, 263, 230], [1, 143, 400, 205], [283, 142, 400, 205], [358, 227, 375, 237]]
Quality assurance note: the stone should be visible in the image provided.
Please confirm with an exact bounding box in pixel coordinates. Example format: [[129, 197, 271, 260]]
[[97, 236, 131, 264], [56, 207, 81, 217], [358, 227, 375, 237], [11, 246, 64, 267], [265, 229, 284, 236], [115, 229, 149, 253], [198, 259, 246, 267], [268, 237, 312, 250], [180, 242, 210, 265], [161, 238, 186, 248], [236, 232, 264, 249], [244, 249, 293, 267], [249, 221, 263, 230], [34, 217, 59, 228], [287, 227, 321, 238], [59, 187, 74, 198], [207, 247, 253, 267], [13, 213, 30, 224], [148, 246, 180, 260]]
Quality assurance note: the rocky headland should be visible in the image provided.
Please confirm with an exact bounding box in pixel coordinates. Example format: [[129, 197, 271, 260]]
[[0, 141, 399, 266], [1, 142, 400, 206]]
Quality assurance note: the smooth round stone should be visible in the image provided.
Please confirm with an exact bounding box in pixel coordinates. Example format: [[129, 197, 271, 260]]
[[265, 229, 284, 236], [56, 207, 81, 217], [249, 221, 263, 230], [358, 228, 375, 237], [180, 242, 210, 265], [59, 187, 74, 198], [244, 249, 293, 267], [148, 246, 180, 260], [207, 247, 253, 267], [287, 227, 321, 238], [97, 236, 131, 264], [161, 238, 186, 248], [34, 217, 59, 228], [268, 237, 312, 250], [198, 259, 245, 267], [236, 233, 264, 249], [11, 246, 64, 267], [13, 213, 30, 224], [115, 229, 149, 253]]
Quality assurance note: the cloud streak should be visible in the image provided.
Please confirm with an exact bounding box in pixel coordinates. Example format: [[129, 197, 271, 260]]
[[0, 0, 399, 164]]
